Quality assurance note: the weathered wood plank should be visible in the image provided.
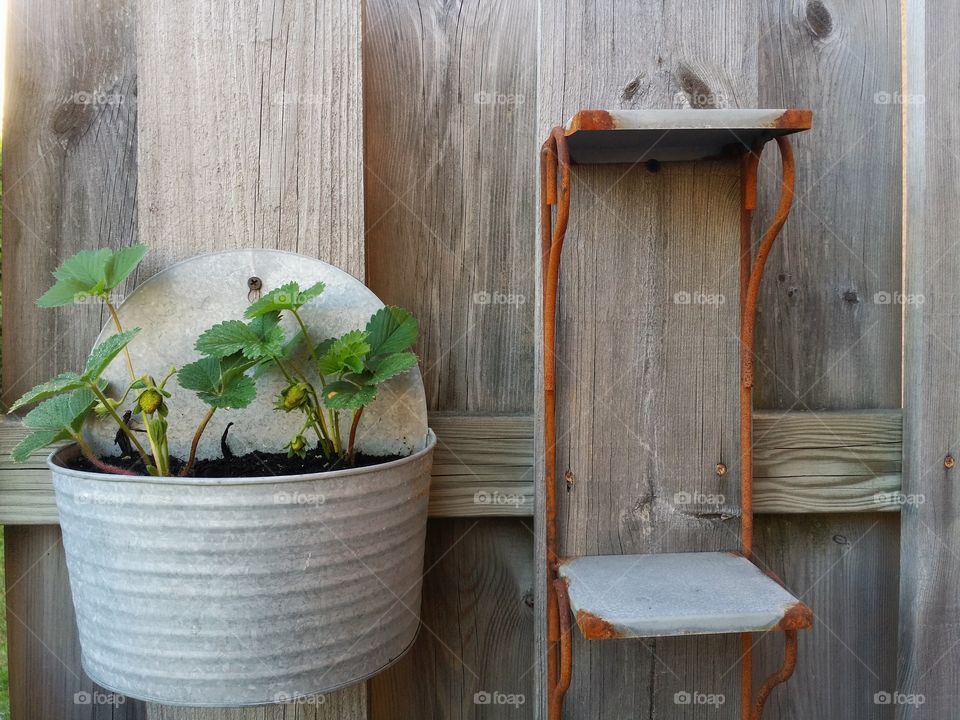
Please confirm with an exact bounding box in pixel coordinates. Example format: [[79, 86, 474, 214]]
[[536, 3, 760, 716], [753, 410, 903, 513], [897, 0, 960, 714], [136, 0, 363, 276], [0, 411, 905, 522], [753, 1, 903, 717], [2, 0, 146, 717], [368, 519, 534, 720], [136, 1, 365, 716], [362, 0, 539, 716], [363, 0, 536, 415]]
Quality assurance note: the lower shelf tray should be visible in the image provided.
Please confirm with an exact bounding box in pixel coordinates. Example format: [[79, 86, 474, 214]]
[[557, 551, 813, 640]]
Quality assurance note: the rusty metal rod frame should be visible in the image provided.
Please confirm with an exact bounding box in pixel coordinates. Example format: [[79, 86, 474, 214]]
[[739, 136, 796, 720], [752, 629, 799, 719], [540, 126, 798, 719]]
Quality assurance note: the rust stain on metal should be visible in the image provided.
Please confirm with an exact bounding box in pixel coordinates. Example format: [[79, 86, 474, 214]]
[[575, 609, 621, 640], [753, 629, 799, 719], [778, 602, 815, 631], [566, 109, 616, 133], [773, 108, 813, 130]]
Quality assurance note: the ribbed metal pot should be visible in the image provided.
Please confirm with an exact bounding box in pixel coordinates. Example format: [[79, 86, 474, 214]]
[[48, 431, 435, 706]]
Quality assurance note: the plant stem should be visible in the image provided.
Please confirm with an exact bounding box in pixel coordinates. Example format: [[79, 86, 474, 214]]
[[291, 309, 321, 370], [181, 406, 215, 477], [290, 310, 343, 452], [90, 384, 152, 467], [332, 411, 343, 454], [75, 435, 137, 476], [143, 415, 170, 476], [105, 299, 136, 381], [347, 406, 364, 464]]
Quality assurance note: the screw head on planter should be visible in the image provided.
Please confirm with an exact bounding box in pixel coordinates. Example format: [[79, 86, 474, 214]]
[[80, 249, 429, 464]]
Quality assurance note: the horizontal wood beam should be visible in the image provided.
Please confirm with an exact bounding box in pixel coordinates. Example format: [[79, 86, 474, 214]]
[[0, 410, 901, 523]]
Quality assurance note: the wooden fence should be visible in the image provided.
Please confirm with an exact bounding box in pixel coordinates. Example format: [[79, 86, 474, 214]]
[[0, 0, 950, 718]]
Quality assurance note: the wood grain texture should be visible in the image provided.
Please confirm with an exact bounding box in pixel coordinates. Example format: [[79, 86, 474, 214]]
[[362, 0, 538, 716], [136, 0, 363, 275], [537, 3, 760, 716], [753, 2, 903, 717], [429, 414, 534, 517], [363, 0, 537, 414], [753, 513, 901, 717], [145, 691, 363, 720], [897, 1, 960, 715], [1, 0, 145, 717], [368, 519, 534, 720], [752, 410, 903, 513]]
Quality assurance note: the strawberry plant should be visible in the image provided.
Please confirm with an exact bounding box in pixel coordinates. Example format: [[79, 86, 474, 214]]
[[8, 246, 420, 475], [195, 282, 419, 464]]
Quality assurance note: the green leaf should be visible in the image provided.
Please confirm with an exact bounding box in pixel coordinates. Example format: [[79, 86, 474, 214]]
[[244, 280, 326, 318], [35, 246, 147, 308], [178, 356, 257, 409], [369, 352, 419, 384], [177, 357, 222, 392], [36, 278, 92, 308], [8, 372, 86, 412], [365, 306, 418, 357], [83, 329, 140, 380], [52, 248, 112, 287], [322, 380, 377, 410], [23, 387, 98, 432], [317, 330, 370, 376], [11, 429, 69, 463], [213, 374, 256, 409], [195, 315, 285, 360], [105, 244, 147, 289]]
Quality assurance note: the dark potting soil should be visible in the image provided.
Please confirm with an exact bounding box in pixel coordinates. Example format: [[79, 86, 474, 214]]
[[69, 449, 404, 478]]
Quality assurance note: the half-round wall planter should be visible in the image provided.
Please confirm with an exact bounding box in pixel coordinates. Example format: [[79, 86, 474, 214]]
[[44, 249, 433, 705], [51, 432, 435, 706]]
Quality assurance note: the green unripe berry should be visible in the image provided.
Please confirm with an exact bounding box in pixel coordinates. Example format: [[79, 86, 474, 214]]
[[138, 388, 164, 414]]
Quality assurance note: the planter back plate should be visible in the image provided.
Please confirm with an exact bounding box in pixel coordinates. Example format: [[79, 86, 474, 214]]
[[85, 249, 429, 461]]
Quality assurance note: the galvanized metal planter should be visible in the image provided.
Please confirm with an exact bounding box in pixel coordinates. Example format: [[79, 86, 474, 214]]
[[48, 431, 435, 707]]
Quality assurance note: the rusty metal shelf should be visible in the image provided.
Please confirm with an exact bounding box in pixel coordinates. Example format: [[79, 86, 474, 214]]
[[557, 552, 812, 640], [563, 108, 812, 164], [541, 111, 814, 719]]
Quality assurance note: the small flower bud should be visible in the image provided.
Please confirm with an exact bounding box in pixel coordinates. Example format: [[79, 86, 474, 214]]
[[287, 434, 308, 459]]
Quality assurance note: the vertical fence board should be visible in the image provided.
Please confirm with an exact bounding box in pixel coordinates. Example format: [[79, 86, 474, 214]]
[[136, 0, 363, 275], [136, 0, 364, 716], [753, 2, 902, 717], [364, 0, 536, 414], [898, 0, 960, 716], [2, 0, 143, 718], [3, 0, 366, 717], [536, 2, 759, 717], [363, 1, 538, 716]]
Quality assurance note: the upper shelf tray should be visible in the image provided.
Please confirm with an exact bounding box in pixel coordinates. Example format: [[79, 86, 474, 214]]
[[563, 109, 812, 164]]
